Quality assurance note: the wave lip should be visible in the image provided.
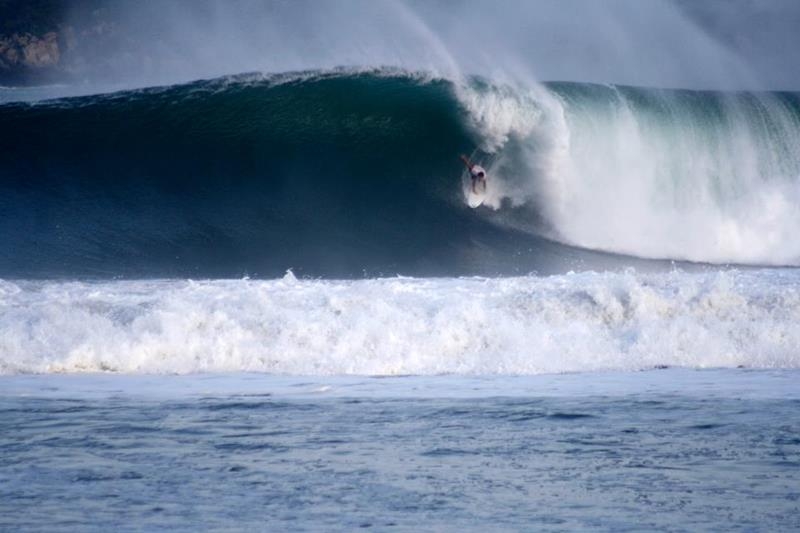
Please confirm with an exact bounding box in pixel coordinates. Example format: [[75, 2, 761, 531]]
[[2, 269, 799, 376]]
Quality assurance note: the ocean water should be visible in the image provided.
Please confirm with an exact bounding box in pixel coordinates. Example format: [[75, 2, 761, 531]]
[[2, 371, 799, 531], [3, 67, 800, 530]]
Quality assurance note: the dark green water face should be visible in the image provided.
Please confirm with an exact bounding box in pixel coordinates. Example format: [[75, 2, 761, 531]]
[[0, 72, 627, 278], [0, 73, 482, 278]]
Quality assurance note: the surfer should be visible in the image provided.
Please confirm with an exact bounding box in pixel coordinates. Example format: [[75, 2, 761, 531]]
[[460, 154, 487, 194]]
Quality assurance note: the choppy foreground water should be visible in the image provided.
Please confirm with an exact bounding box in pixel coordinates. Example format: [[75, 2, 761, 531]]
[[1, 370, 798, 531]]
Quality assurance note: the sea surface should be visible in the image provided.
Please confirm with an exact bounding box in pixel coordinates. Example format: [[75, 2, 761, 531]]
[[2, 68, 800, 530], [2, 370, 799, 531]]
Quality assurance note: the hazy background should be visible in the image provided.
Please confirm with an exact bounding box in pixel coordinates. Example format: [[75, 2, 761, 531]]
[[61, 0, 800, 91], [1, 1, 799, 90]]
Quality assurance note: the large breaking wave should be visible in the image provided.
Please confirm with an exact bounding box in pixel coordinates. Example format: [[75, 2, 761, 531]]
[[1, 69, 800, 278]]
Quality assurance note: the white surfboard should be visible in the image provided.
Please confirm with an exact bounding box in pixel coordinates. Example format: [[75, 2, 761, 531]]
[[461, 149, 491, 208], [463, 170, 487, 208], [466, 180, 487, 208]]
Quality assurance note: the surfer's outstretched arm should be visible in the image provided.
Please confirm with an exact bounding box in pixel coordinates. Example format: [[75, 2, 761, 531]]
[[459, 154, 472, 169]]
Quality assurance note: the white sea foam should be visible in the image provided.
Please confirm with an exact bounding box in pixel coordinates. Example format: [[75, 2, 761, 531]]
[[2, 270, 798, 376], [456, 82, 543, 152], [541, 90, 800, 266], [458, 81, 800, 266]]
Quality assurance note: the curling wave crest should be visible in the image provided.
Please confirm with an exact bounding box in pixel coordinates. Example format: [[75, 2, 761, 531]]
[[3, 71, 800, 278]]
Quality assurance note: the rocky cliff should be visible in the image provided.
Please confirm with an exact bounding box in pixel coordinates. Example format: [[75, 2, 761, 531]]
[[0, 31, 60, 67], [0, 0, 105, 85]]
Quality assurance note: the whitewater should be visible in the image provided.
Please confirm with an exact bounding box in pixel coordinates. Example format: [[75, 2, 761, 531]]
[[1, 269, 799, 376]]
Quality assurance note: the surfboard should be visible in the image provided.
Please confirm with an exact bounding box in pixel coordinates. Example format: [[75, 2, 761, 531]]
[[462, 148, 490, 208], [465, 178, 487, 208]]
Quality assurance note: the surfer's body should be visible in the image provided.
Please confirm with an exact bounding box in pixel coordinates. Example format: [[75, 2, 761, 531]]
[[460, 154, 487, 193]]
